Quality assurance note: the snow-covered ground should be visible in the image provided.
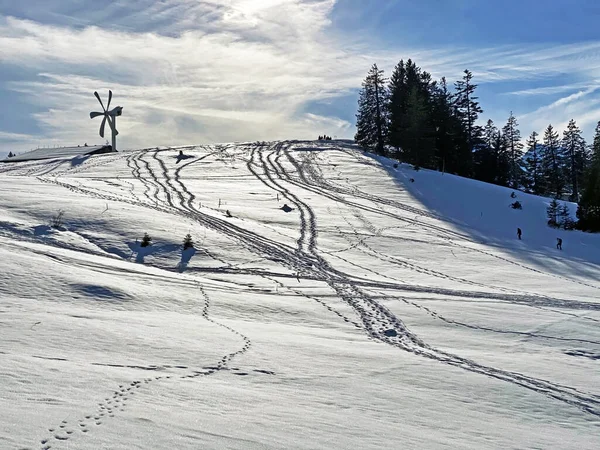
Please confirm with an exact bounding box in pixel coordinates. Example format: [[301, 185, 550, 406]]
[[1, 140, 599, 449]]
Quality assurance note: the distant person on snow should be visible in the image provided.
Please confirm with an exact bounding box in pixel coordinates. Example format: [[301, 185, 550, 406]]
[[556, 238, 563, 250], [517, 228, 522, 240]]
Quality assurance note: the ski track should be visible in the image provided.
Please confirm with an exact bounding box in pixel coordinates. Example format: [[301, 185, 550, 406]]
[[6, 142, 598, 448], [329, 199, 600, 323], [245, 143, 600, 418], [281, 149, 600, 319], [378, 291, 600, 346], [322, 148, 600, 292]]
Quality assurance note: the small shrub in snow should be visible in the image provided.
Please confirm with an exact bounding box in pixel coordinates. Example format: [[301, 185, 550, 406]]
[[140, 232, 152, 248], [183, 233, 194, 250], [50, 209, 65, 228], [413, 164, 421, 171], [393, 163, 398, 169], [510, 192, 517, 199], [510, 201, 522, 210]]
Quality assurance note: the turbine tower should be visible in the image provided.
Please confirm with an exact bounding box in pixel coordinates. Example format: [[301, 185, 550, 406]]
[[90, 90, 123, 151]]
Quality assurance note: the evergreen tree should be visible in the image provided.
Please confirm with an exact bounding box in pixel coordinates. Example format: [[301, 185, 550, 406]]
[[502, 112, 524, 188], [577, 121, 600, 230], [561, 119, 587, 202], [541, 124, 564, 198], [404, 85, 434, 168], [430, 77, 469, 175], [524, 131, 542, 194], [387, 59, 436, 166], [387, 60, 408, 154], [355, 64, 388, 154], [453, 70, 483, 151], [493, 129, 511, 187], [558, 203, 574, 229], [546, 199, 560, 228], [473, 119, 498, 183], [183, 233, 194, 250]]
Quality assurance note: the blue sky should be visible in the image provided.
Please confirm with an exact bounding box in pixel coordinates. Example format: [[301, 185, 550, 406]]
[[1, 0, 600, 159]]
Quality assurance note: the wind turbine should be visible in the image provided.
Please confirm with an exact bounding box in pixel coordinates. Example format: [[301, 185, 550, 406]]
[[90, 90, 123, 151]]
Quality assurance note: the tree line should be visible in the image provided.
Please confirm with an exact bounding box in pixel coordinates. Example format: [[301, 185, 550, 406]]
[[355, 60, 600, 232]]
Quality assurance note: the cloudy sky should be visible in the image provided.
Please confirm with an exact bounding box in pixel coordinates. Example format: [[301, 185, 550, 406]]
[[1, 0, 600, 158]]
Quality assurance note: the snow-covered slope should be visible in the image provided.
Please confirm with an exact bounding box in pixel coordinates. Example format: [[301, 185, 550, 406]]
[[1, 141, 599, 450]]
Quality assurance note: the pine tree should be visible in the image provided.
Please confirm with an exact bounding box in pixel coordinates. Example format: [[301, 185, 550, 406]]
[[493, 129, 511, 187], [561, 119, 587, 201], [524, 131, 542, 194], [387, 59, 437, 166], [541, 124, 564, 198], [453, 70, 483, 151], [404, 85, 434, 168], [387, 60, 408, 154], [183, 233, 194, 250], [355, 64, 388, 155], [430, 77, 467, 174], [473, 119, 498, 183], [577, 121, 600, 230], [546, 199, 560, 228], [502, 112, 524, 188], [558, 203, 573, 229]]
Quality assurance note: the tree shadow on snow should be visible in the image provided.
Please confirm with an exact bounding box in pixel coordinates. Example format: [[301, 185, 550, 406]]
[[69, 283, 130, 302], [174, 154, 195, 164], [128, 242, 182, 264], [70, 155, 91, 167], [177, 247, 197, 272]]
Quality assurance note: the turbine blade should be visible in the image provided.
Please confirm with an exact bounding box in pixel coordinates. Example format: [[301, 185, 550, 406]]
[[90, 111, 103, 119], [106, 115, 118, 136], [99, 115, 107, 138], [106, 90, 112, 110], [94, 91, 105, 112]]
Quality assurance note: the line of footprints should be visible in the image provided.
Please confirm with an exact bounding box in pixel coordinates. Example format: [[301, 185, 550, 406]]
[[38, 361, 270, 449], [40, 377, 164, 450]]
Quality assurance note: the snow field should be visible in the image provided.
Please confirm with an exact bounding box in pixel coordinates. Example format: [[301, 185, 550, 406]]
[[0, 140, 599, 449]]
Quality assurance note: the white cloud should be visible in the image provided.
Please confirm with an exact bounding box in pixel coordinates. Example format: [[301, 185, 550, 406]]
[[519, 88, 600, 137], [2, 2, 600, 149], [0, 3, 362, 149], [0, 131, 36, 142]]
